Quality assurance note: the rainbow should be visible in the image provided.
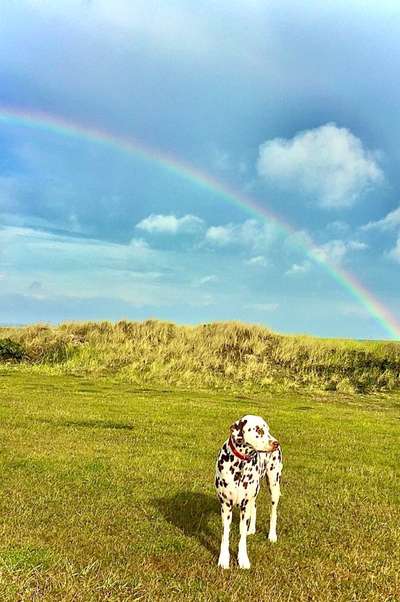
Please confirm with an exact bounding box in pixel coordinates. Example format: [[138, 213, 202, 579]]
[[1, 105, 399, 339]]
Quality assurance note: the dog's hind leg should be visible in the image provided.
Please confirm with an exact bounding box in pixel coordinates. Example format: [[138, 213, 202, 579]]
[[218, 501, 232, 569]]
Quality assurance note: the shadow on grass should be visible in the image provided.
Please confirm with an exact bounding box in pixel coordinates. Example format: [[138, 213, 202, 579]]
[[155, 491, 220, 558]]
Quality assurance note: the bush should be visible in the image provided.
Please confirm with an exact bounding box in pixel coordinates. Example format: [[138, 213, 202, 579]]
[[0, 338, 25, 362]]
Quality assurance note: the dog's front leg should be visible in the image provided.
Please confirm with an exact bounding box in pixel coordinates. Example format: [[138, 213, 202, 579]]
[[218, 502, 232, 569], [268, 479, 281, 543], [248, 498, 256, 535], [238, 501, 251, 569]]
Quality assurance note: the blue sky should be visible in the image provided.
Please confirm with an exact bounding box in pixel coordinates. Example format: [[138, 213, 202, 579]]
[[1, 0, 400, 338]]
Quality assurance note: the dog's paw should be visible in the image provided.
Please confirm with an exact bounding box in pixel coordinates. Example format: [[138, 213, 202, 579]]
[[268, 532, 277, 543], [247, 525, 256, 535], [218, 554, 230, 569], [238, 555, 251, 569]]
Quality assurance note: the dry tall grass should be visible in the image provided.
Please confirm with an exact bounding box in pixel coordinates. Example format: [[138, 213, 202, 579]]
[[1, 320, 399, 392]]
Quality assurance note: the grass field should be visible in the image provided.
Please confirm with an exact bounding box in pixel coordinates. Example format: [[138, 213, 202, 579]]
[[0, 369, 399, 601]]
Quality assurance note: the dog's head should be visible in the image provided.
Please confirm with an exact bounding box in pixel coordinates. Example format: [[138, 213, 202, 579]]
[[230, 414, 279, 453]]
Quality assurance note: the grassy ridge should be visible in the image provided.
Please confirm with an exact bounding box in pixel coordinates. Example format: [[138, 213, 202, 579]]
[[0, 372, 399, 600], [1, 320, 400, 392]]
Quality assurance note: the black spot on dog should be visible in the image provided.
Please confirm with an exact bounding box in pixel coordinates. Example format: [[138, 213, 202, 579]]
[[240, 498, 248, 511], [238, 418, 248, 430]]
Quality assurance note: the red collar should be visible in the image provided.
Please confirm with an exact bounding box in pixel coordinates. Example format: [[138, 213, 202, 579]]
[[228, 436, 252, 461]]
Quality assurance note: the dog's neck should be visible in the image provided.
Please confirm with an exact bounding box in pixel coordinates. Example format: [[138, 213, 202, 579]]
[[228, 436, 256, 461]]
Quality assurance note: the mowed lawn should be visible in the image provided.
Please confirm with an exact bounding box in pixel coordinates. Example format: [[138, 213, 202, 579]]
[[0, 371, 399, 601]]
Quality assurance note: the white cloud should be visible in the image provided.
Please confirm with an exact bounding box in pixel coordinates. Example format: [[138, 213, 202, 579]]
[[205, 224, 234, 245], [314, 239, 367, 265], [136, 214, 204, 235], [198, 275, 219, 285], [257, 123, 383, 208], [283, 229, 313, 252], [245, 255, 267, 267], [345, 240, 368, 252], [285, 261, 311, 276], [205, 219, 277, 250], [361, 206, 400, 232]]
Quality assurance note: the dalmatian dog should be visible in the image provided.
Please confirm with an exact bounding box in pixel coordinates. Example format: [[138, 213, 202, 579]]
[[215, 414, 282, 569]]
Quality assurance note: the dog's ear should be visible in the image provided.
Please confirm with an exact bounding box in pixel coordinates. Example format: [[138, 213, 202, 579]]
[[230, 418, 247, 444]]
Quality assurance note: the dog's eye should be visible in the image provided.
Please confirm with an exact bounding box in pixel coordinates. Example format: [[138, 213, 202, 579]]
[[255, 426, 264, 437]]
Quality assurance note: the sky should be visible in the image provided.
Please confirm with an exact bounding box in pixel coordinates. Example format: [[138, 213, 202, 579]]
[[0, 0, 400, 339]]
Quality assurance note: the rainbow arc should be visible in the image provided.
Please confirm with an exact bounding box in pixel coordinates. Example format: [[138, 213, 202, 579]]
[[1, 105, 399, 339]]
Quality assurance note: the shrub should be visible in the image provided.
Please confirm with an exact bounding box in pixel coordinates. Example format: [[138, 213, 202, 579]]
[[0, 338, 25, 362]]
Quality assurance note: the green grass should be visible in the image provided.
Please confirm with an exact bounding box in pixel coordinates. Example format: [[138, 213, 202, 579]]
[[0, 369, 399, 600]]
